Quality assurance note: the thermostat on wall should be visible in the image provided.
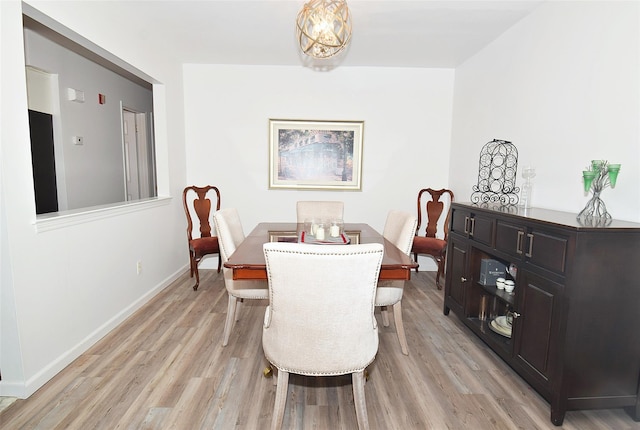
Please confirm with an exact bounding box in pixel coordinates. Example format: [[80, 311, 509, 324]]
[[67, 88, 85, 103]]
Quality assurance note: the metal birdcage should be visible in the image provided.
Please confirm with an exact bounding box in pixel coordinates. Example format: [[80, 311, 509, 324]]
[[471, 139, 520, 206]]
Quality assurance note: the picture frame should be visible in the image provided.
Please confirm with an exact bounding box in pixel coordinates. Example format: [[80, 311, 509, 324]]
[[268, 119, 364, 190]]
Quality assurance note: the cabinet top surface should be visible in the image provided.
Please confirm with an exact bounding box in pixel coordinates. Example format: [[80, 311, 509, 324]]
[[454, 203, 640, 231]]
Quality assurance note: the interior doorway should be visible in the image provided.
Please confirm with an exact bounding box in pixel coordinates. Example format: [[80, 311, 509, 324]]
[[28, 109, 58, 214], [122, 108, 156, 201]]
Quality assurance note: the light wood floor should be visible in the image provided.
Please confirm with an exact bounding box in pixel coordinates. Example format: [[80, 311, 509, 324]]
[[1, 270, 638, 429]]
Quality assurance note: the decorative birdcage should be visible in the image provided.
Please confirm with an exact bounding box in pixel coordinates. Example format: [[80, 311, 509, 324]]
[[471, 139, 520, 206]]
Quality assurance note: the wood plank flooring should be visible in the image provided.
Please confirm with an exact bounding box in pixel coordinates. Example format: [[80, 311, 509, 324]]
[[1, 270, 638, 429]]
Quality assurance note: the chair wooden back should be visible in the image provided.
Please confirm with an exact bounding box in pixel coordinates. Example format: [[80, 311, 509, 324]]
[[262, 242, 383, 375], [182, 185, 220, 241], [416, 188, 454, 240]]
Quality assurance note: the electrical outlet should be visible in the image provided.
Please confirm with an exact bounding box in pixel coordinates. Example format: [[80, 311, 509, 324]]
[[136, 260, 142, 275]]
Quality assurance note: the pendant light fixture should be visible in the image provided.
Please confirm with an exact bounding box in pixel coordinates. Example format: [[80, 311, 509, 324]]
[[296, 0, 352, 59]]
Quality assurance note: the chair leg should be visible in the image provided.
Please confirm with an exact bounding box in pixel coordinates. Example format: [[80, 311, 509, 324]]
[[352, 370, 370, 430], [270, 369, 289, 430], [380, 306, 390, 327], [235, 298, 243, 322], [217, 253, 222, 273], [435, 257, 444, 290], [393, 301, 409, 355], [222, 295, 237, 346], [193, 263, 200, 291], [269, 364, 278, 385], [413, 253, 419, 272]]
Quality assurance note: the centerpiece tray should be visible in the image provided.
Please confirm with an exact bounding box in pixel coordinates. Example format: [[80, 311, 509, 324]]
[[299, 231, 350, 245]]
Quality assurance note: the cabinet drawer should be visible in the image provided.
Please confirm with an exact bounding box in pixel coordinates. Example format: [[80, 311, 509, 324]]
[[450, 207, 468, 236], [471, 215, 494, 247], [496, 221, 568, 275], [496, 221, 523, 257], [527, 229, 568, 274], [450, 208, 494, 247]]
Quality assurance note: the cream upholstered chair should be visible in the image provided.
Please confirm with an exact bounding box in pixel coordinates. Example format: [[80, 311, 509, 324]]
[[262, 242, 384, 430], [375, 210, 418, 356], [296, 200, 344, 223], [213, 208, 269, 346]]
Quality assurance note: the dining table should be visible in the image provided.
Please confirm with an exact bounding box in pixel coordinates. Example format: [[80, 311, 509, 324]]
[[224, 222, 418, 281]]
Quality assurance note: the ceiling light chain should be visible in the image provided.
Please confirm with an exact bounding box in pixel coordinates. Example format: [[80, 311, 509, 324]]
[[296, 0, 352, 59]]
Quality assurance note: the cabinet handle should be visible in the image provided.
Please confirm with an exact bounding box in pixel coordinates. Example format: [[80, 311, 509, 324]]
[[525, 233, 534, 257], [464, 216, 470, 234], [469, 217, 476, 236], [516, 231, 524, 254], [461, 277, 468, 283]]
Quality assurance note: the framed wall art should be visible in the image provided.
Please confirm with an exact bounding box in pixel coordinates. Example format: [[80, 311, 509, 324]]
[[268, 119, 364, 190]]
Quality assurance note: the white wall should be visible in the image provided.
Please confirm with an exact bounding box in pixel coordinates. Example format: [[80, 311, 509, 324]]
[[183, 65, 455, 246], [24, 28, 154, 210], [450, 1, 640, 222], [1, 0, 188, 398]]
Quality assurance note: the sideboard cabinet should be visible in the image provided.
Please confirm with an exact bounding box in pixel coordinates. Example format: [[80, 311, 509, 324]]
[[443, 203, 640, 426]]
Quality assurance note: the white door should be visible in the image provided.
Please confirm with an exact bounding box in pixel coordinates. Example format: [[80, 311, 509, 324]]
[[122, 109, 141, 201]]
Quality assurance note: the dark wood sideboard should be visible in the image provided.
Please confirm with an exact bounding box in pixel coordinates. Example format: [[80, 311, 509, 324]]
[[443, 202, 640, 426]]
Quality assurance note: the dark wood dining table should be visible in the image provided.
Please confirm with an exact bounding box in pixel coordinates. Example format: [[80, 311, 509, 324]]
[[224, 222, 418, 281]]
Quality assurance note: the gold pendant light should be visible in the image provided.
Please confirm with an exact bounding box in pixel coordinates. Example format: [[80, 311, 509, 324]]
[[296, 0, 352, 59]]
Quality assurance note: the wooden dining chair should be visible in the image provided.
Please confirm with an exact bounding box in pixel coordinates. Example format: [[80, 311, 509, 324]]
[[411, 188, 454, 289], [375, 210, 418, 355], [262, 242, 383, 430], [296, 201, 344, 223], [182, 185, 221, 291]]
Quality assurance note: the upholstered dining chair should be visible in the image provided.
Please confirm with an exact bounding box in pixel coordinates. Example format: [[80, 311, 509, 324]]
[[213, 208, 269, 346], [375, 210, 418, 356], [182, 185, 221, 291], [262, 242, 384, 430], [296, 200, 344, 223], [411, 188, 454, 290]]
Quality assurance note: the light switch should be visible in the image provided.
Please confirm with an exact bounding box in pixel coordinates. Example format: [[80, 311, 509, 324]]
[[73, 136, 84, 145]]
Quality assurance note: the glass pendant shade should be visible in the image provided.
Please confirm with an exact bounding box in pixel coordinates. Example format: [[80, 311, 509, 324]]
[[607, 164, 621, 188], [582, 170, 596, 192], [296, 0, 352, 59]]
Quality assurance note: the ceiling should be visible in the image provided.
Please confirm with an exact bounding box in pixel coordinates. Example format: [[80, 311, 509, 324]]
[[95, 0, 544, 69]]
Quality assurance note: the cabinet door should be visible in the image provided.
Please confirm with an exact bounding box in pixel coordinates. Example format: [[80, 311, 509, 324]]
[[513, 270, 562, 386], [444, 235, 469, 315]]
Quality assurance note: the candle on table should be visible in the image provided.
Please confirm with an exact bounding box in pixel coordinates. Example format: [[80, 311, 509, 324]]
[[330, 225, 340, 237]]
